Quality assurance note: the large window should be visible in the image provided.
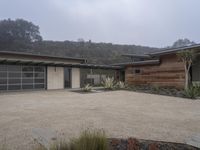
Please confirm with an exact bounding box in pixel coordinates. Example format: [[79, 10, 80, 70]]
[[0, 65, 46, 91]]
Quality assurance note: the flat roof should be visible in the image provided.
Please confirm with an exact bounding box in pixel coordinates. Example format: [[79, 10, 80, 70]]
[[148, 44, 200, 56], [0, 59, 123, 70], [122, 54, 151, 58], [0, 51, 86, 62], [112, 59, 160, 66]]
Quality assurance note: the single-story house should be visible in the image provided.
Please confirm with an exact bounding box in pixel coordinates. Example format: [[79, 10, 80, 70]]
[[117, 44, 200, 89], [0, 51, 122, 92], [1, 44, 200, 92]]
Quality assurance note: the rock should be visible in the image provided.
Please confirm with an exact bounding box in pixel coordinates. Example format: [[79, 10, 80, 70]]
[[148, 143, 159, 150], [32, 128, 58, 150], [127, 138, 139, 150], [186, 134, 200, 148]]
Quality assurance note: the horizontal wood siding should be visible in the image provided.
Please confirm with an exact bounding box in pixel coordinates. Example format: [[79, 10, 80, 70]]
[[125, 54, 185, 89]]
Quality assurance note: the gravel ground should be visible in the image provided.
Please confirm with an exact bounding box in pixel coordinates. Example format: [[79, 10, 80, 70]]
[[0, 90, 200, 149]]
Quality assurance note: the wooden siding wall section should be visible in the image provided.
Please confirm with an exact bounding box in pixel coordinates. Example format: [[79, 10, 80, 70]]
[[125, 54, 185, 89]]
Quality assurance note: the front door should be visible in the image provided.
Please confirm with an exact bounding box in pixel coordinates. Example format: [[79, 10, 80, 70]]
[[64, 68, 71, 88]]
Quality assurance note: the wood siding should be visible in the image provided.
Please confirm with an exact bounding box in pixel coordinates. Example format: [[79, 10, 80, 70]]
[[125, 54, 185, 89]]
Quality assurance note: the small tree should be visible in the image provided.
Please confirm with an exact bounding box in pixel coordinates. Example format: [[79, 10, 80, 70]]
[[177, 50, 196, 89]]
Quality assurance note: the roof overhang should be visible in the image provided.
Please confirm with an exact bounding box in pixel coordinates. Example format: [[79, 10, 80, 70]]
[[0, 59, 123, 70], [0, 51, 86, 63], [148, 44, 200, 56], [112, 59, 160, 67], [122, 54, 151, 59]]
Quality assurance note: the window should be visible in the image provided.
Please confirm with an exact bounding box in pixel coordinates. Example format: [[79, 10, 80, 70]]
[[133, 68, 141, 74], [0, 72, 7, 78], [0, 65, 7, 71]]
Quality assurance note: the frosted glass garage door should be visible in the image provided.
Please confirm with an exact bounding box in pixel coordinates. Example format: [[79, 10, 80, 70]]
[[0, 65, 46, 91]]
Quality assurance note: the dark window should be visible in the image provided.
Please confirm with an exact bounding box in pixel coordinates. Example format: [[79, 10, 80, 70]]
[[0, 79, 7, 85], [22, 73, 33, 78], [8, 65, 21, 72], [22, 84, 33, 89], [0, 72, 7, 78], [0, 85, 7, 91], [34, 66, 45, 72], [22, 66, 33, 72], [8, 85, 21, 90], [34, 79, 45, 84], [64, 68, 71, 88], [134, 69, 141, 74], [0, 65, 7, 71], [35, 84, 45, 89], [8, 73, 21, 78], [34, 73, 44, 78], [22, 79, 33, 84], [8, 79, 21, 84]]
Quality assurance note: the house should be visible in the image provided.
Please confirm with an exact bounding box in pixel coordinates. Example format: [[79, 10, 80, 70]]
[[1, 44, 200, 92], [117, 44, 200, 89], [0, 51, 122, 92]]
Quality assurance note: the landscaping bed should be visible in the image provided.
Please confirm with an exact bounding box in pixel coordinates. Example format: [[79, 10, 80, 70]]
[[110, 138, 199, 150], [126, 85, 186, 98]]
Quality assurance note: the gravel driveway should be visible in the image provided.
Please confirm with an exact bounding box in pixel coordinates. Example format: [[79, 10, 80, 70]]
[[0, 90, 200, 149]]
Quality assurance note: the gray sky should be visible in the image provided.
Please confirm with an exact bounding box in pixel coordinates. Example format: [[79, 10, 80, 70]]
[[0, 0, 200, 47]]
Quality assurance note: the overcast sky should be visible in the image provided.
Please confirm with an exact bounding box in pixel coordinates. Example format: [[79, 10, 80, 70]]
[[0, 0, 200, 47]]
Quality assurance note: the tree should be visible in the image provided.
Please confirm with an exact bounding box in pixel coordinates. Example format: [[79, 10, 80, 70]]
[[172, 38, 196, 48], [177, 50, 196, 89], [0, 18, 42, 49]]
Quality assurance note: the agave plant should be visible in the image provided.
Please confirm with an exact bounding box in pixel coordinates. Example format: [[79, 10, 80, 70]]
[[81, 84, 92, 92], [116, 81, 126, 89], [102, 77, 115, 90]]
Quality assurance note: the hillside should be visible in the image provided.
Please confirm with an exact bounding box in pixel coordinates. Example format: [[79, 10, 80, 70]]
[[2, 40, 158, 64]]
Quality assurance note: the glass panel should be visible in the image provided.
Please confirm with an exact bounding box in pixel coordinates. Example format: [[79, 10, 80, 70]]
[[0, 85, 7, 91], [0, 72, 7, 78], [0, 79, 7, 85], [8, 85, 21, 90], [34, 79, 45, 84], [22, 84, 33, 89], [22, 66, 33, 72], [22, 73, 33, 78], [34, 66, 45, 72], [0, 65, 7, 71], [34, 73, 44, 78], [64, 68, 71, 88], [8, 73, 21, 78], [8, 65, 21, 72], [35, 84, 44, 89], [22, 79, 33, 84], [8, 79, 21, 84]]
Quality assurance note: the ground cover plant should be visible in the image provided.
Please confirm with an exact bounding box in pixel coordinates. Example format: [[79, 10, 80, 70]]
[[126, 84, 200, 99]]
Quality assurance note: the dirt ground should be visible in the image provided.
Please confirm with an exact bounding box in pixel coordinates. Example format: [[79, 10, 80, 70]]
[[0, 90, 200, 149]]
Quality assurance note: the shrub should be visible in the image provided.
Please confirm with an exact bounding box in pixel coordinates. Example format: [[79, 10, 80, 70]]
[[49, 129, 108, 150], [102, 77, 115, 90], [116, 81, 126, 89], [81, 84, 92, 92], [151, 85, 160, 94], [69, 129, 108, 150], [183, 86, 199, 99], [192, 82, 200, 96], [50, 141, 69, 150]]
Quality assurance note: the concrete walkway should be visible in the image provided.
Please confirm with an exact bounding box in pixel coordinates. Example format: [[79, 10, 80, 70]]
[[0, 90, 200, 149]]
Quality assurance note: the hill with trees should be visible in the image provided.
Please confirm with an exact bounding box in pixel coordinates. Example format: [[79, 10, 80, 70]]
[[0, 19, 196, 64]]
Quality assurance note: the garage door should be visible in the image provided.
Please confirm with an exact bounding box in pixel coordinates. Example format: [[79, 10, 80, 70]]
[[0, 65, 46, 91]]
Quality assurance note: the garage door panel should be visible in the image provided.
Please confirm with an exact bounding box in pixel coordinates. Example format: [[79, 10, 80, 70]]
[[0, 65, 46, 92]]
